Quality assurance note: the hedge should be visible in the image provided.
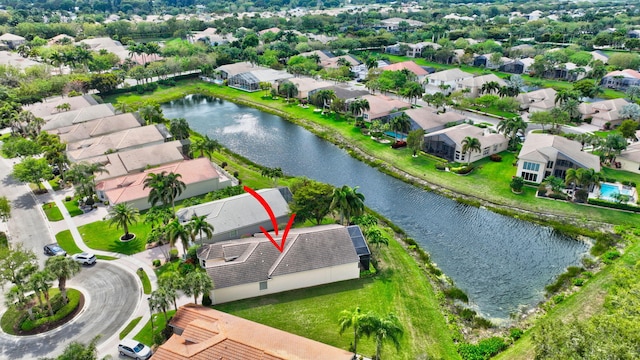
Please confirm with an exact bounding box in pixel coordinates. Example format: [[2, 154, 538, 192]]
[[21, 289, 81, 332], [587, 198, 640, 212]]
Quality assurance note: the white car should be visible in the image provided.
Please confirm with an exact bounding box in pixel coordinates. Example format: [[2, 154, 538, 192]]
[[118, 339, 152, 360], [71, 252, 96, 265]]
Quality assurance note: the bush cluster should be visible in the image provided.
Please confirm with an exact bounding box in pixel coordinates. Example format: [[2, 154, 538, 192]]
[[489, 154, 502, 162], [134, 83, 158, 94], [545, 266, 583, 294], [435, 163, 446, 170], [458, 337, 507, 360], [587, 198, 640, 212], [444, 287, 469, 303], [21, 290, 81, 332]]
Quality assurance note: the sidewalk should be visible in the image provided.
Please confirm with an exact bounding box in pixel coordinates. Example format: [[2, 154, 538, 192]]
[[40, 181, 160, 357]]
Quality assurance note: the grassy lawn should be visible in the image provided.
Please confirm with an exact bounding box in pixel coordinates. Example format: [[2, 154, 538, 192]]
[[119, 316, 142, 340], [496, 228, 640, 359], [48, 178, 62, 191], [63, 199, 83, 217], [137, 269, 152, 295], [134, 310, 176, 346], [215, 237, 460, 360], [155, 259, 181, 279], [55, 230, 82, 255], [78, 220, 150, 255], [42, 202, 63, 222], [601, 166, 640, 185]]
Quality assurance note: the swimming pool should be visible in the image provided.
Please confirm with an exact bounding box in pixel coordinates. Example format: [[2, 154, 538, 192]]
[[600, 182, 633, 201], [385, 131, 407, 140]]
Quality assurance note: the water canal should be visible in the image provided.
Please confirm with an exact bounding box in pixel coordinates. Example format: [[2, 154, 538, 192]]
[[162, 94, 589, 321]]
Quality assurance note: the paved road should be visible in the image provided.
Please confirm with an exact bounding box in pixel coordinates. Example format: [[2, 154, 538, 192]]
[[0, 262, 138, 359]]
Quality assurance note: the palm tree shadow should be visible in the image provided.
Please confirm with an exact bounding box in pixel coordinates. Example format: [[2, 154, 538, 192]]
[[373, 267, 394, 284]]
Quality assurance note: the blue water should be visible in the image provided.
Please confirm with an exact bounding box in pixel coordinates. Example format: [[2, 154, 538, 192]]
[[600, 183, 619, 199], [385, 131, 406, 140], [162, 94, 589, 320]]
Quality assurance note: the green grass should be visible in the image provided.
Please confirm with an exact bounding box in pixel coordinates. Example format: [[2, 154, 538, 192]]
[[42, 202, 63, 222], [78, 220, 151, 255], [137, 269, 152, 295], [48, 178, 62, 191], [134, 310, 176, 346], [155, 260, 181, 279], [601, 167, 640, 185], [96, 255, 118, 260], [63, 199, 83, 217], [55, 230, 82, 255], [119, 316, 142, 340], [496, 228, 640, 359], [215, 237, 460, 360]]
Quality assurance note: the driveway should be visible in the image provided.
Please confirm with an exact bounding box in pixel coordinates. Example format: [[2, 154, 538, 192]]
[[0, 262, 138, 359]]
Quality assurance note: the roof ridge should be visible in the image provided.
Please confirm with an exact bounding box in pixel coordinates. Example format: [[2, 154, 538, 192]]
[[268, 233, 299, 277]]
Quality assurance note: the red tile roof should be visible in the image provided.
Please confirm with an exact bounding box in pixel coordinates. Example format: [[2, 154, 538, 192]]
[[381, 60, 428, 76], [152, 304, 353, 360]]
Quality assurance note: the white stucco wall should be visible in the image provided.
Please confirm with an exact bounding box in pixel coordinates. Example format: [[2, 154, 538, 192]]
[[516, 159, 546, 183], [617, 157, 640, 174], [212, 262, 360, 304]]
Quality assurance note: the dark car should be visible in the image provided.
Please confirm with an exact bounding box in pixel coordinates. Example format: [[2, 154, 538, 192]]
[[43, 243, 66, 256]]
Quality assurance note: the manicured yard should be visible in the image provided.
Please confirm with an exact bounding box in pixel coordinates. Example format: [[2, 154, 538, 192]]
[[55, 230, 82, 255], [63, 199, 83, 217], [134, 310, 176, 346], [78, 220, 151, 255], [137, 269, 152, 295], [42, 202, 63, 222], [119, 316, 142, 340]]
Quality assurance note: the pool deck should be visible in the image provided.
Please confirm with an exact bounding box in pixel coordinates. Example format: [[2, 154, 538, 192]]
[[591, 182, 638, 204]]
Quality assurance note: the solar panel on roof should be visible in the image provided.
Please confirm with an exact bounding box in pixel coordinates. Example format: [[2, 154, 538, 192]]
[[347, 225, 371, 256]]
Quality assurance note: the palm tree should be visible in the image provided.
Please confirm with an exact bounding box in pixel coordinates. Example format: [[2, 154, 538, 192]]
[[45, 256, 80, 304], [108, 203, 140, 240], [554, 89, 579, 105], [167, 218, 190, 253], [365, 227, 389, 249], [169, 117, 191, 140], [481, 81, 500, 95], [158, 272, 182, 310], [461, 136, 482, 165], [182, 271, 214, 305], [365, 57, 378, 70], [338, 307, 365, 357], [402, 82, 424, 105], [193, 135, 221, 160], [497, 117, 526, 149], [138, 104, 163, 124], [330, 185, 365, 225], [29, 271, 55, 316], [261, 167, 284, 186], [148, 287, 172, 323], [360, 312, 404, 360], [279, 81, 299, 102], [187, 215, 214, 243], [561, 98, 581, 122], [312, 89, 336, 111], [143, 171, 186, 214], [349, 99, 370, 122], [390, 113, 412, 141]]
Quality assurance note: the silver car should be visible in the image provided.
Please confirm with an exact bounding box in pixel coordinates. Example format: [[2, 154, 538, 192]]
[[118, 339, 152, 360], [71, 252, 96, 265]]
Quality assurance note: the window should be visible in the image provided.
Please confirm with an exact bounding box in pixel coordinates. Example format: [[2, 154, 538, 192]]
[[259, 281, 268, 290], [483, 147, 490, 155], [455, 151, 460, 160], [547, 161, 554, 169], [523, 161, 540, 172], [522, 172, 538, 182], [493, 145, 498, 151]]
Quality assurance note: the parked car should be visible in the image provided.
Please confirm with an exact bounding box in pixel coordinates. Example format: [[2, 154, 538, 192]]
[[118, 339, 152, 360], [71, 252, 96, 265], [43, 243, 66, 257]]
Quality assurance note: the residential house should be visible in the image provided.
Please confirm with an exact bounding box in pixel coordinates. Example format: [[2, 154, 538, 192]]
[[516, 134, 600, 183], [66, 124, 170, 162], [473, 53, 512, 70], [578, 98, 631, 128], [601, 69, 640, 90], [216, 62, 262, 80], [516, 88, 557, 113], [258, 27, 282, 36], [216, 62, 293, 92], [627, 29, 640, 38], [96, 158, 230, 210], [24, 95, 98, 119], [0, 50, 41, 71], [385, 42, 441, 58], [197, 224, 362, 304], [458, 74, 507, 98], [0, 33, 26, 49], [308, 85, 369, 103], [405, 106, 466, 133], [381, 60, 430, 82], [352, 59, 390, 81], [590, 50, 609, 64], [360, 94, 411, 122], [616, 141, 640, 174], [545, 62, 590, 81], [176, 188, 290, 243], [298, 50, 335, 65], [47, 34, 74, 46], [424, 68, 474, 94], [79, 37, 160, 65], [509, 44, 536, 58], [499, 59, 529, 74], [423, 124, 508, 162], [92, 140, 186, 182], [282, 77, 333, 100], [42, 104, 116, 131], [443, 13, 475, 21], [49, 113, 143, 144], [378, 17, 425, 31], [152, 304, 353, 360], [323, 54, 361, 69], [189, 28, 237, 46]]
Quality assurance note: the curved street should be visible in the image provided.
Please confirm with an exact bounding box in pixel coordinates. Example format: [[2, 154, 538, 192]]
[[0, 262, 138, 359]]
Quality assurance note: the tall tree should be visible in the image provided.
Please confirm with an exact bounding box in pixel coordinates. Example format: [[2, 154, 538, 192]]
[[45, 256, 81, 304], [167, 218, 190, 253], [261, 167, 284, 186], [0, 196, 10, 223], [390, 113, 412, 141], [192, 135, 221, 160], [12, 157, 53, 191], [279, 81, 298, 102], [187, 215, 214, 244], [338, 307, 365, 357], [182, 271, 213, 305], [461, 137, 482, 165], [0, 244, 38, 304], [289, 178, 333, 225], [330, 185, 365, 225], [360, 312, 404, 360], [28, 270, 55, 316], [143, 171, 186, 214], [108, 203, 140, 240], [169, 117, 191, 140], [406, 128, 425, 157], [148, 287, 172, 324]]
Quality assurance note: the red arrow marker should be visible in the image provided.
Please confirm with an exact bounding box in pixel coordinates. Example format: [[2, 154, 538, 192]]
[[244, 186, 296, 253]]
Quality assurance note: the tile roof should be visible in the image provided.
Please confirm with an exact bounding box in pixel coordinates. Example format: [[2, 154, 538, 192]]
[[604, 69, 640, 79], [177, 188, 289, 237], [200, 224, 360, 289], [618, 142, 640, 163], [51, 113, 142, 143], [154, 304, 352, 360], [459, 74, 507, 88], [0, 33, 25, 41], [518, 134, 600, 171], [425, 68, 473, 82], [216, 62, 269, 77], [578, 98, 630, 122], [361, 94, 411, 119], [42, 104, 116, 130], [97, 158, 220, 205], [405, 106, 466, 131], [315, 85, 370, 100], [516, 88, 557, 111], [66, 124, 165, 162], [425, 124, 507, 147], [285, 77, 333, 95], [381, 60, 429, 76], [24, 95, 98, 118]]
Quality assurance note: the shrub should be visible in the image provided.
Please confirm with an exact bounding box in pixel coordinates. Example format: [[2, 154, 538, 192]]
[[435, 163, 447, 171], [490, 154, 502, 162], [510, 328, 524, 341], [456, 165, 474, 175], [588, 198, 640, 212], [179, 262, 195, 275], [591, 233, 617, 256], [169, 248, 179, 261], [581, 256, 597, 269], [572, 278, 584, 286], [458, 337, 507, 360], [459, 308, 476, 321], [553, 294, 565, 304], [391, 140, 407, 149], [221, 161, 227, 168], [152, 259, 161, 267], [545, 266, 583, 294], [233, 171, 239, 178], [473, 316, 494, 329], [202, 294, 212, 306], [444, 287, 469, 303], [548, 193, 568, 200], [186, 245, 200, 264], [65, 196, 72, 202], [574, 189, 589, 203], [602, 250, 620, 264], [21, 290, 81, 331], [510, 177, 524, 192]]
